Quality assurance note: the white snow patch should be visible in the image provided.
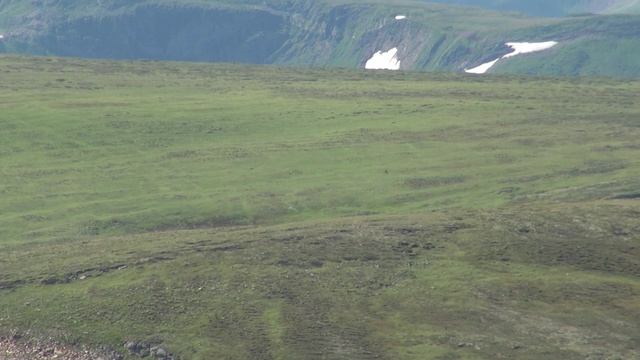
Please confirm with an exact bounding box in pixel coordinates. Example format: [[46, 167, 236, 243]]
[[503, 41, 558, 58], [365, 47, 401, 70], [395, 15, 407, 20], [465, 58, 500, 74], [465, 41, 558, 74], [0, 34, 4, 40]]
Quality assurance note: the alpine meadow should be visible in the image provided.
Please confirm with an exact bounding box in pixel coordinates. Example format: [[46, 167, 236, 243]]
[[1, 1, 640, 360]]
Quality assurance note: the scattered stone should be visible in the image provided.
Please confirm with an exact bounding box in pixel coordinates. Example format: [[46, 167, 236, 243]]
[[444, 223, 468, 233], [0, 335, 122, 359], [150, 346, 168, 359], [423, 242, 436, 250], [124, 341, 168, 358], [612, 227, 629, 236], [40, 347, 54, 356], [124, 341, 137, 351], [138, 347, 150, 357]]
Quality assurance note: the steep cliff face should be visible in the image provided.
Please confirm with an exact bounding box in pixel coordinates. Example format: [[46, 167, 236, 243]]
[[272, 2, 510, 71], [9, 4, 290, 63]]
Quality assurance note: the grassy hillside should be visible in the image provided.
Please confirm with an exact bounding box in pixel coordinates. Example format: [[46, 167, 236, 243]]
[[1, 55, 639, 359], [488, 15, 640, 77]]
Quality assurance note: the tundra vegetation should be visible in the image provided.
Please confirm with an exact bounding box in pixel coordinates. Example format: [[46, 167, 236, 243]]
[[0, 55, 639, 359]]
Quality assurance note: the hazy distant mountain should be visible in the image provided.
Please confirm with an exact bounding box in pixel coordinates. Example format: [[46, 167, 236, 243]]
[[425, 0, 640, 17], [1, 0, 639, 77]]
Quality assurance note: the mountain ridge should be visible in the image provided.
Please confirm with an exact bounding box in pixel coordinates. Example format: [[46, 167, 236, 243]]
[[1, 0, 640, 77]]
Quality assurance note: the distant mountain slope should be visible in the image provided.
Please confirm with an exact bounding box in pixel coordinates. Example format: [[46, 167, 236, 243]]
[[603, 0, 640, 13], [425, 0, 640, 17], [468, 15, 640, 76], [1, 0, 640, 77]]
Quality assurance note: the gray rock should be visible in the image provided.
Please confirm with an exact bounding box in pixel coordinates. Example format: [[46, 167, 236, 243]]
[[153, 347, 168, 358], [124, 341, 137, 351], [139, 347, 150, 357], [457, 342, 474, 348]]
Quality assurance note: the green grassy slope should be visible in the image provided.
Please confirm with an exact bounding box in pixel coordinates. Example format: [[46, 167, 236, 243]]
[[495, 37, 640, 77], [1, 55, 639, 359], [489, 15, 640, 77]]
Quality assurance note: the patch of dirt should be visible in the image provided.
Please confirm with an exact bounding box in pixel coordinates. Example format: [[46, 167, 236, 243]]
[[610, 192, 640, 200], [0, 336, 121, 360], [404, 176, 465, 189], [490, 308, 640, 360], [39, 264, 128, 286], [0, 281, 25, 291]]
